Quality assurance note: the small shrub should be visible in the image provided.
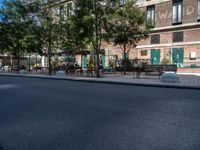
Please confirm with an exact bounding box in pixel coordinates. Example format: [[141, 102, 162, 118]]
[[161, 58, 171, 64]]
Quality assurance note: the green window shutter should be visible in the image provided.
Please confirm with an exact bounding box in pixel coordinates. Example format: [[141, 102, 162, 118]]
[[101, 54, 106, 67], [82, 50, 87, 68], [172, 48, 184, 68], [150, 49, 160, 64], [122, 52, 129, 60], [126, 53, 129, 60]]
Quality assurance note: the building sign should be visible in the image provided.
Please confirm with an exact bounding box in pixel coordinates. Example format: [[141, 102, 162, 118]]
[[157, 5, 196, 20]]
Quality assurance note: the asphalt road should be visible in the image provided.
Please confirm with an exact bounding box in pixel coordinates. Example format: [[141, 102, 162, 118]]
[[0, 76, 200, 150]]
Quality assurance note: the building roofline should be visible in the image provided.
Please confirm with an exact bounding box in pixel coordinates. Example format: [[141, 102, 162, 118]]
[[137, 0, 171, 7]]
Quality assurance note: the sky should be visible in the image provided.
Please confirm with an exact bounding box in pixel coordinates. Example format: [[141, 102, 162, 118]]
[[0, 0, 3, 21], [0, 0, 3, 5], [0, 0, 3, 7]]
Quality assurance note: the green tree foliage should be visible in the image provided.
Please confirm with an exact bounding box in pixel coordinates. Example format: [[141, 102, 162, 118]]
[[107, 0, 152, 73], [0, 0, 43, 72], [68, 0, 118, 77], [37, 6, 61, 75], [66, 0, 94, 68]]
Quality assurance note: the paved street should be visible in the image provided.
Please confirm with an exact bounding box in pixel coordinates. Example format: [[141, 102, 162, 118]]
[[0, 76, 200, 150]]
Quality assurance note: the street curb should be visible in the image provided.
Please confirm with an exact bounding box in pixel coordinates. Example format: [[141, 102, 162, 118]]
[[0, 73, 200, 90]]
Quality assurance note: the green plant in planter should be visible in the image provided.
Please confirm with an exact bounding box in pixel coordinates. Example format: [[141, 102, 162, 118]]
[[161, 58, 171, 64], [88, 59, 95, 71]]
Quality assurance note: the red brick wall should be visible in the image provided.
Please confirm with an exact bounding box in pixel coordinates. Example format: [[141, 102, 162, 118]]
[[141, 0, 199, 28], [138, 28, 200, 46], [155, 1, 172, 28], [101, 0, 200, 67], [137, 45, 200, 66], [138, 38, 150, 45], [160, 32, 172, 44], [184, 29, 200, 42], [183, 0, 198, 24]]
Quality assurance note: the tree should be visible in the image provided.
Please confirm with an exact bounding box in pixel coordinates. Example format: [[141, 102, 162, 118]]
[[37, 6, 61, 75], [0, 0, 23, 71], [19, 2, 44, 71], [66, 0, 94, 69], [0, 0, 42, 72], [68, 0, 118, 77], [107, 0, 152, 74]]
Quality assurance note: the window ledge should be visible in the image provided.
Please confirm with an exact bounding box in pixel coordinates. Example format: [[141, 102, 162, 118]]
[[172, 22, 182, 25]]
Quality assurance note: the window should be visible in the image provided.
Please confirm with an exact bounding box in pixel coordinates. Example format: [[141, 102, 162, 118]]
[[173, 32, 183, 42], [151, 34, 160, 44], [172, 0, 182, 24], [190, 52, 196, 60], [147, 5, 155, 25], [120, 0, 127, 6], [141, 50, 148, 56], [198, 0, 200, 21]]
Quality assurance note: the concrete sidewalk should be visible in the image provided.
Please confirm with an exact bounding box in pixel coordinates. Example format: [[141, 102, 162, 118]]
[[0, 72, 200, 89]]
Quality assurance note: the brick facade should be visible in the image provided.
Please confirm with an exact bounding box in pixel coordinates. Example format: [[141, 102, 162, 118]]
[[182, 0, 197, 24], [29, 0, 200, 69], [99, 0, 200, 68], [134, 0, 200, 68], [155, 1, 172, 27]]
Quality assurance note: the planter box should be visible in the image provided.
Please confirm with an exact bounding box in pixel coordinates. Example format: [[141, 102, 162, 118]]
[[19, 70, 27, 75], [161, 71, 180, 83], [56, 70, 65, 77]]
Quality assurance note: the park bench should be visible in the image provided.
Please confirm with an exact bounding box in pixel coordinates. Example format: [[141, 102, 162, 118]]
[[132, 64, 177, 78], [74, 68, 83, 76], [144, 65, 162, 76], [132, 66, 145, 78], [161, 64, 177, 73], [144, 64, 177, 78]]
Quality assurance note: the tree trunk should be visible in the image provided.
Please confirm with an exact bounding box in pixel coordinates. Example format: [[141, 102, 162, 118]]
[[48, 18, 52, 76], [48, 43, 52, 75], [95, 2, 100, 78], [10, 55, 13, 72], [4, 56, 6, 66], [36, 53, 38, 72], [81, 48, 83, 70], [96, 48, 100, 78], [17, 23, 20, 73], [123, 52, 126, 74], [48, 53, 51, 75], [17, 49, 20, 73], [28, 54, 31, 71], [123, 47, 127, 74]]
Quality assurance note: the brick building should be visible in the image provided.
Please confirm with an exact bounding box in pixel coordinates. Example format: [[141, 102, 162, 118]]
[[19, 0, 200, 69], [80, 0, 200, 68], [136, 0, 200, 68]]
